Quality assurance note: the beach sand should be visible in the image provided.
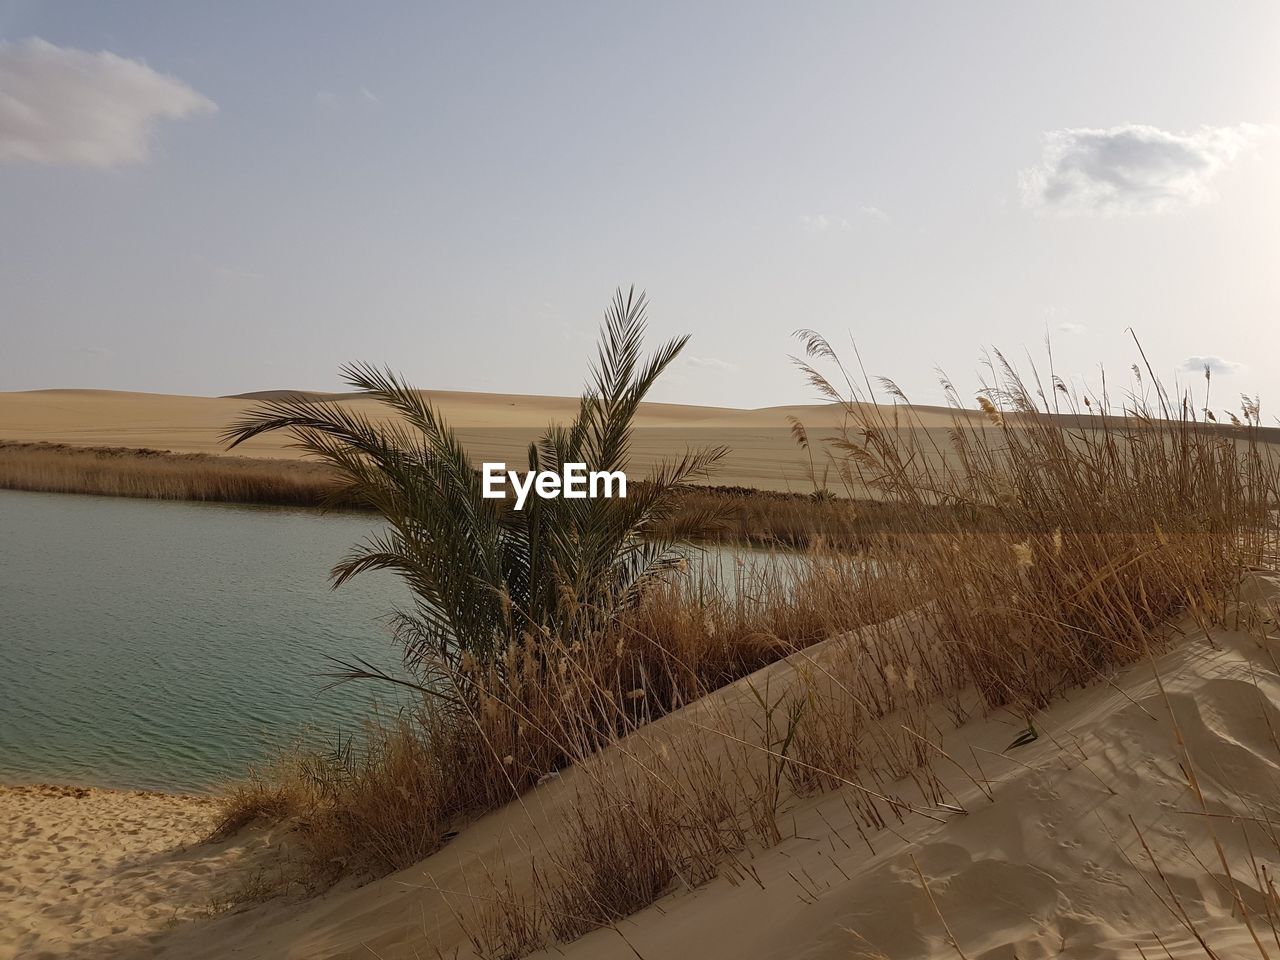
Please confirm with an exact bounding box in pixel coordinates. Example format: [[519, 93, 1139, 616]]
[[0, 785, 296, 960], [7, 574, 1280, 959]]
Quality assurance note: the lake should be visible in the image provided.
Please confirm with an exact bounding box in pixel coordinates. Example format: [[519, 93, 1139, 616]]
[[0, 489, 794, 794], [0, 489, 412, 793]]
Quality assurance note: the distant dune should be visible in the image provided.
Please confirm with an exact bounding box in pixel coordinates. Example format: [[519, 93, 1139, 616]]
[[5, 387, 1272, 493], [0, 387, 962, 492]]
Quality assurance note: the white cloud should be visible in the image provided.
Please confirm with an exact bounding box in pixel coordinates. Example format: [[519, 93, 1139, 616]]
[[1042, 306, 1083, 334], [1181, 355, 1244, 376], [316, 86, 382, 111], [0, 38, 215, 167], [802, 207, 888, 231], [801, 214, 851, 232], [683, 356, 735, 372], [1020, 123, 1263, 216]]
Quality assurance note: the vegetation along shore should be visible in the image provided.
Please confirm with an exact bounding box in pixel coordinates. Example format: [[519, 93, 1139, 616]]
[[0, 440, 907, 549]]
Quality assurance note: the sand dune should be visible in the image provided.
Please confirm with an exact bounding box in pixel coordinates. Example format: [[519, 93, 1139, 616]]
[[0, 388, 975, 493], [8, 573, 1279, 959]]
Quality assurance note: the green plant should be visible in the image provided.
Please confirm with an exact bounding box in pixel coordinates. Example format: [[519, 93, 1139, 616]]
[[223, 288, 725, 669]]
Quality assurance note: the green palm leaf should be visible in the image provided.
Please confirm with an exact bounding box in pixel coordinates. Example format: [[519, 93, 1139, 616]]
[[221, 287, 723, 677]]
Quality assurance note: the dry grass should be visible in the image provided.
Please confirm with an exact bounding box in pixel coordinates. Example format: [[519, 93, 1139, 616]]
[[212, 547, 895, 884], [0, 440, 904, 548], [0, 442, 364, 508], [428, 348, 1280, 958], [792, 338, 1280, 714], [214, 345, 1280, 958]]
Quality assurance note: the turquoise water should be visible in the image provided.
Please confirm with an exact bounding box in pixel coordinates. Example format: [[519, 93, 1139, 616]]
[[0, 489, 800, 794], [0, 489, 412, 793]]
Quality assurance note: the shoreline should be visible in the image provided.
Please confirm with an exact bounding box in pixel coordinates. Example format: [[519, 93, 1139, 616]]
[[0, 780, 208, 802], [0, 441, 879, 549], [0, 777, 215, 799]]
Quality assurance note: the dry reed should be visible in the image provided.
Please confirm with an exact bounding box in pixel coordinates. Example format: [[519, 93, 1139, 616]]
[[0, 441, 903, 548], [0, 442, 362, 508], [430, 347, 1280, 957], [215, 345, 1280, 958]]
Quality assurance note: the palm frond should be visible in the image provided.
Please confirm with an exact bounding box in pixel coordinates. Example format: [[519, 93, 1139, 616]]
[[224, 288, 721, 681]]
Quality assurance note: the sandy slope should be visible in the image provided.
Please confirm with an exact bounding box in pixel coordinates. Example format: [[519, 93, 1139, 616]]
[[0, 388, 973, 492], [7, 573, 1274, 959]]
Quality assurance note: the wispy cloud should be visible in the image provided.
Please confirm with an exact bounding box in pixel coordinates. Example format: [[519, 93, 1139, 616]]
[[1042, 306, 1084, 334], [316, 86, 383, 111], [1020, 123, 1263, 216], [683, 356, 736, 372], [1181, 355, 1244, 376], [0, 38, 215, 167], [801, 214, 851, 232], [802, 206, 889, 231]]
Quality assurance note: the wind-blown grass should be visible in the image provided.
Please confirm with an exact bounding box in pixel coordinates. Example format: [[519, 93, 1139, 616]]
[[425, 342, 1280, 957], [216, 330, 1280, 959]]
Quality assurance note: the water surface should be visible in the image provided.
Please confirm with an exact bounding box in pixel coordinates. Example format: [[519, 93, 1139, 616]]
[[0, 489, 798, 793], [0, 490, 410, 792]]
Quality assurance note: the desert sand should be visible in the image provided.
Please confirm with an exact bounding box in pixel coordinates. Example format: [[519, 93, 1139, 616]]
[[0, 785, 299, 960], [8, 573, 1280, 959], [0, 388, 976, 493]]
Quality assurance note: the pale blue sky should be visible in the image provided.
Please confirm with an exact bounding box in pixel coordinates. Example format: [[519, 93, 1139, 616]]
[[2, 2, 1277, 409]]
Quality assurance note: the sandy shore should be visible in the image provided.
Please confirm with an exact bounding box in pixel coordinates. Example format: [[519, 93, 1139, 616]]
[[0, 784, 295, 960]]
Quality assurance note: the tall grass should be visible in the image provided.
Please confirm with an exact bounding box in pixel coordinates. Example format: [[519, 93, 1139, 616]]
[[791, 334, 1279, 712], [427, 345, 1280, 957], [0, 442, 363, 507], [0, 440, 893, 547], [217, 339, 1280, 958], [215, 547, 895, 879]]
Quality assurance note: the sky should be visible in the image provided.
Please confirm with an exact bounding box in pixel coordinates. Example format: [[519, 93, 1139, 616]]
[[1, 1, 1278, 411]]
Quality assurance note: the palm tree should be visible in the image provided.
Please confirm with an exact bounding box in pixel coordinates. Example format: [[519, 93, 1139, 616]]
[[223, 288, 725, 672]]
